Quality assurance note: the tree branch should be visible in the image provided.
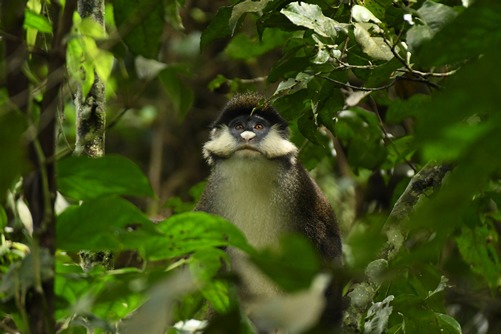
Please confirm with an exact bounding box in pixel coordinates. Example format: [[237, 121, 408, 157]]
[[342, 162, 452, 333]]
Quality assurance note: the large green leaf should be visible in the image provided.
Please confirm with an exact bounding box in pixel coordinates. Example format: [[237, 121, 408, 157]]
[[405, 0, 457, 52], [415, 0, 501, 66], [281, 2, 348, 39], [456, 224, 500, 289], [415, 50, 501, 146], [200, 6, 233, 50], [56, 196, 156, 251], [141, 212, 252, 261], [57, 155, 154, 200], [113, 0, 164, 58], [23, 9, 52, 33]]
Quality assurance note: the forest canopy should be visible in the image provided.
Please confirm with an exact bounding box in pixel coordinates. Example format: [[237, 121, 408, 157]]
[[1, 0, 501, 333]]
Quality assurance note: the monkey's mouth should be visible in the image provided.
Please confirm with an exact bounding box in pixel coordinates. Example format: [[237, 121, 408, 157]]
[[237, 144, 260, 152], [235, 145, 261, 154]]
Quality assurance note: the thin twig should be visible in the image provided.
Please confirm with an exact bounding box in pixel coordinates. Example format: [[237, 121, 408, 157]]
[[369, 97, 417, 173], [316, 73, 397, 91]]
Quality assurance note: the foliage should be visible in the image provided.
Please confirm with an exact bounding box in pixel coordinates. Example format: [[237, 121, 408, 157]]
[[1, 0, 501, 333]]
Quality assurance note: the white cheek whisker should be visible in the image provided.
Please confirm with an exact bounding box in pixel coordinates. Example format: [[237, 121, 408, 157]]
[[259, 126, 298, 158]]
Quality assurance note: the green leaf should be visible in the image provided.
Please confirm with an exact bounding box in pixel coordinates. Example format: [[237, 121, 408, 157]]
[[94, 50, 114, 82], [364, 295, 394, 334], [281, 2, 347, 39], [56, 196, 155, 252], [362, 0, 393, 20], [416, 0, 501, 66], [142, 212, 252, 261], [114, 0, 164, 58], [269, 55, 311, 83], [422, 123, 492, 162], [456, 225, 500, 289], [0, 206, 6, 230], [352, 5, 382, 24], [200, 6, 233, 50], [79, 17, 108, 39], [225, 28, 289, 60], [229, 0, 270, 32], [24, 9, 52, 33], [415, 50, 501, 145], [250, 234, 321, 292], [353, 23, 393, 61], [57, 155, 154, 201], [190, 249, 230, 313], [385, 94, 430, 123], [165, 0, 184, 30], [297, 110, 319, 145], [406, 0, 457, 52], [334, 108, 387, 170], [435, 313, 462, 334], [201, 280, 231, 313], [158, 65, 194, 117]]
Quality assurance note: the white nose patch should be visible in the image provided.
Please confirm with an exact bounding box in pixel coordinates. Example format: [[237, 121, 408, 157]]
[[240, 131, 256, 141]]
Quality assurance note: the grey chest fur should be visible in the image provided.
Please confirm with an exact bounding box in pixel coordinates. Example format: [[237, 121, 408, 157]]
[[210, 155, 295, 300], [211, 155, 293, 248]]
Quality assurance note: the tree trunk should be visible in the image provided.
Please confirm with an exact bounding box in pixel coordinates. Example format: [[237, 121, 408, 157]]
[[1, 0, 77, 332], [75, 0, 106, 158], [74, 0, 112, 271]]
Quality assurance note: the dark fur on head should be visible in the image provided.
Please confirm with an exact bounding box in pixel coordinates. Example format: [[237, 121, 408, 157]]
[[212, 93, 289, 135]]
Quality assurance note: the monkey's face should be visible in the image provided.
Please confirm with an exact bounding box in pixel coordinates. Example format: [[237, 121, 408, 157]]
[[203, 114, 297, 165]]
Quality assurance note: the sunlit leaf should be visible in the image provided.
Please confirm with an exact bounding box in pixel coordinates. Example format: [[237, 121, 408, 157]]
[[364, 295, 394, 334], [134, 56, 167, 80], [79, 17, 107, 39], [229, 0, 270, 33], [165, 0, 184, 30], [353, 23, 393, 61], [24, 9, 52, 33], [281, 2, 347, 39], [352, 5, 381, 23], [94, 50, 114, 82]]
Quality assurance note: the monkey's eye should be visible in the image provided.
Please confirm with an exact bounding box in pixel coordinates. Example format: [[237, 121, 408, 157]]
[[234, 123, 245, 131], [254, 123, 264, 130]]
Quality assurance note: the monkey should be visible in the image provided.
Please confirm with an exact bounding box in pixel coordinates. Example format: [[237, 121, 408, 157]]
[[195, 92, 342, 332]]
